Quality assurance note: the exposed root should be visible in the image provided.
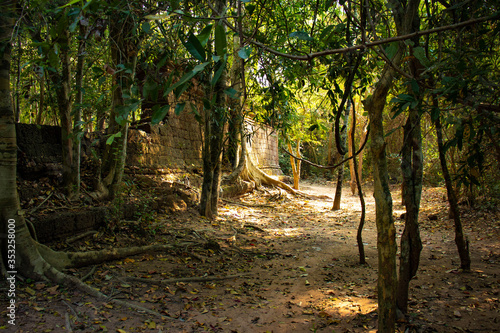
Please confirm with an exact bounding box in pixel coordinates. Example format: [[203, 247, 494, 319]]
[[240, 152, 330, 200]]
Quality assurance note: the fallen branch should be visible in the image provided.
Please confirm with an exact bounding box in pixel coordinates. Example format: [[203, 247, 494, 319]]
[[124, 273, 251, 285], [30, 191, 54, 214], [80, 265, 97, 282], [66, 231, 98, 244]]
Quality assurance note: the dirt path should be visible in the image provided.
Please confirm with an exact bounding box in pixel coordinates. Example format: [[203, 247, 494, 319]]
[[6, 181, 500, 332]]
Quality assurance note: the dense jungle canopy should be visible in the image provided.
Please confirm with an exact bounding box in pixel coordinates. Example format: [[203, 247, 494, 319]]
[[0, 0, 499, 332]]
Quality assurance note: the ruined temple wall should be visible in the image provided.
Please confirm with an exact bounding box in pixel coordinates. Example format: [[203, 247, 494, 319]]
[[17, 110, 281, 176], [127, 106, 203, 169], [246, 120, 281, 175]]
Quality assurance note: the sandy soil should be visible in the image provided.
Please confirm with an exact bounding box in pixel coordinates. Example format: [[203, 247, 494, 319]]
[[2, 181, 499, 332]]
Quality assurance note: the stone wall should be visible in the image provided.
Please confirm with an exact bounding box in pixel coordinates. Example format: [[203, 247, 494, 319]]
[[16, 110, 281, 177], [246, 120, 281, 175], [127, 107, 203, 169]]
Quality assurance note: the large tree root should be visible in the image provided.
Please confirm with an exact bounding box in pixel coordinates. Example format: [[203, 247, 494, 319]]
[[36, 241, 205, 271], [239, 151, 330, 200], [17, 225, 209, 321]]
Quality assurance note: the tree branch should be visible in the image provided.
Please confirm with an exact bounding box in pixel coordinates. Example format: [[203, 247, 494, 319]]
[[282, 125, 370, 170], [217, 8, 499, 61]]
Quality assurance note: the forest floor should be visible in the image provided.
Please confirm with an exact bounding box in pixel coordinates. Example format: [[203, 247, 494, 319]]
[[2, 178, 500, 333]]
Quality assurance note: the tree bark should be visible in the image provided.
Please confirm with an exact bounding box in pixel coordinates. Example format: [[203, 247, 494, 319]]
[[288, 140, 301, 190], [365, 62, 399, 331], [332, 99, 350, 210], [101, 10, 139, 200], [352, 100, 366, 265], [434, 104, 471, 271], [200, 0, 228, 218], [48, 28, 76, 197], [397, 105, 423, 313]]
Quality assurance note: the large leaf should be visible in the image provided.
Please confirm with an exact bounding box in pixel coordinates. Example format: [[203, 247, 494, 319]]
[[106, 131, 121, 145], [237, 46, 252, 59], [215, 24, 227, 55], [385, 42, 399, 60], [211, 59, 226, 86], [151, 104, 170, 124], [197, 25, 212, 47], [174, 102, 186, 115], [184, 33, 206, 62], [413, 46, 431, 68], [193, 61, 210, 73], [289, 31, 314, 41], [224, 88, 240, 99], [164, 71, 196, 97]]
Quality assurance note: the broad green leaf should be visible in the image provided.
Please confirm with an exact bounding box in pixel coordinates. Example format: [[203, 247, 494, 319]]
[[106, 131, 121, 145], [151, 105, 170, 124], [197, 25, 212, 47], [224, 88, 239, 99], [215, 24, 227, 55], [142, 22, 151, 34], [413, 46, 431, 67], [193, 62, 210, 73], [237, 46, 252, 59], [319, 25, 334, 43], [174, 81, 191, 99], [184, 33, 206, 61], [165, 71, 196, 96], [174, 102, 186, 115], [385, 42, 399, 60], [211, 59, 226, 86], [289, 31, 314, 41]]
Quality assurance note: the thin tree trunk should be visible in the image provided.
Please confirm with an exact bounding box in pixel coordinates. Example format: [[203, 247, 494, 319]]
[[348, 107, 356, 195], [288, 140, 301, 190], [73, 23, 88, 198], [434, 105, 471, 271], [35, 75, 45, 124], [102, 11, 138, 200], [332, 99, 350, 210], [48, 28, 76, 197], [352, 100, 366, 264], [365, 53, 403, 333], [397, 105, 423, 313], [200, 0, 227, 218]]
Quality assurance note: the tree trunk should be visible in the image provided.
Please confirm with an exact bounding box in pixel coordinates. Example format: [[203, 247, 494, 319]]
[[434, 106, 471, 271], [397, 30, 425, 313], [331, 165, 344, 210], [332, 99, 350, 210], [348, 107, 356, 195], [365, 65, 399, 331], [288, 140, 301, 190], [397, 105, 424, 313], [101, 11, 139, 200], [48, 28, 76, 197], [200, 0, 228, 218], [352, 100, 366, 265], [72, 23, 88, 198]]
